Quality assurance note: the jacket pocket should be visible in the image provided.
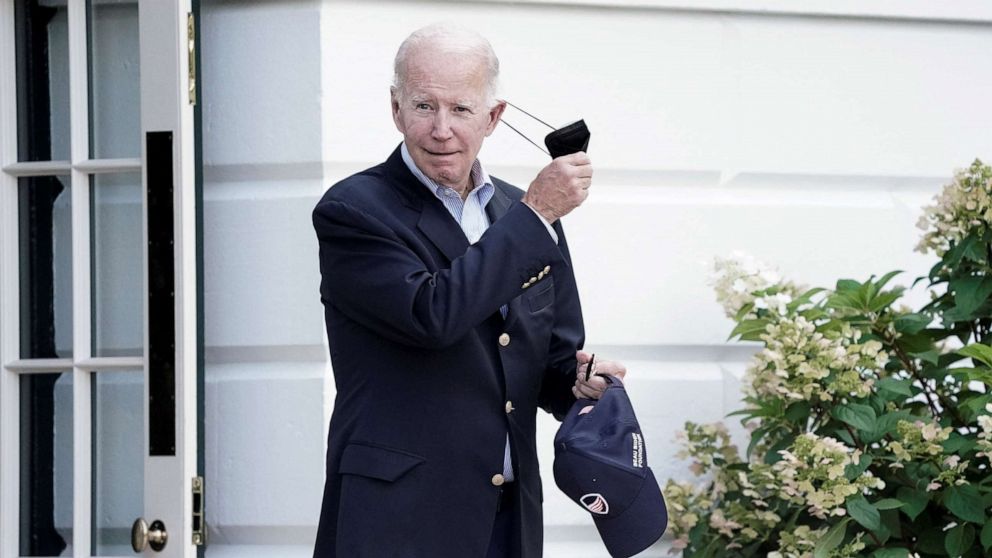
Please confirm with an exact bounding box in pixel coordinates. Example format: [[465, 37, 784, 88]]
[[338, 442, 425, 482], [527, 281, 554, 313]]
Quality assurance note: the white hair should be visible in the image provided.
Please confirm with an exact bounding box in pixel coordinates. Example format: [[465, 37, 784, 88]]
[[392, 23, 500, 107]]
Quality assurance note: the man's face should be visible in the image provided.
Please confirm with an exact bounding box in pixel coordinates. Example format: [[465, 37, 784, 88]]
[[392, 49, 505, 193]]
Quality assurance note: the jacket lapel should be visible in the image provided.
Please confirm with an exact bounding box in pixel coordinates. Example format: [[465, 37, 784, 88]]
[[418, 207, 469, 263], [382, 145, 471, 263], [485, 184, 512, 224]]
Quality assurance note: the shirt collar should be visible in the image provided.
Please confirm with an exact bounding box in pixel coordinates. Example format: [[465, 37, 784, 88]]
[[400, 142, 494, 202]]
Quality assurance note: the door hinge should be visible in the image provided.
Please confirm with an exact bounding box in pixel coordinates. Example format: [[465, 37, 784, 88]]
[[187, 12, 197, 106], [192, 476, 206, 546]]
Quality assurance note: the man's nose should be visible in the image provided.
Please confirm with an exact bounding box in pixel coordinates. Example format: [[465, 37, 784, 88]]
[[431, 111, 453, 141]]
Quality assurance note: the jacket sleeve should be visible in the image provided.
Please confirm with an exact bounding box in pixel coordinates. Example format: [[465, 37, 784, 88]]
[[313, 198, 566, 349], [537, 219, 585, 420]]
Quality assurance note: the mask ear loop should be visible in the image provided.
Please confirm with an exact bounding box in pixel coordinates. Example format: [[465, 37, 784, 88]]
[[500, 100, 556, 157]]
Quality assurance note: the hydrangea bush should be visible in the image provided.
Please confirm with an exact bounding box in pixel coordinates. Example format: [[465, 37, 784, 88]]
[[665, 160, 992, 558]]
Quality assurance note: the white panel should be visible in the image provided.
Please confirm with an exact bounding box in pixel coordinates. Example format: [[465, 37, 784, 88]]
[[202, 187, 325, 348], [200, 0, 321, 166], [203, 363, 325, 539], [563, 183, 939, 345], [320, 2, 992, 178]]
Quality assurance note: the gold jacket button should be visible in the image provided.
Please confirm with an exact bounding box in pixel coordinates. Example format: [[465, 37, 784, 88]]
[[498, 333, 510, 347], [492, 474, 505, 486], [505, 401, 514, 414]]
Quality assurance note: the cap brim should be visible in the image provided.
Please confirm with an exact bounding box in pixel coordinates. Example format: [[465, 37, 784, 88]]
[[592, 467, 668, 558]]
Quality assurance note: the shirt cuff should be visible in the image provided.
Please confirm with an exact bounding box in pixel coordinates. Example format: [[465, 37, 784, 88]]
[[523, 204, 559, 244]]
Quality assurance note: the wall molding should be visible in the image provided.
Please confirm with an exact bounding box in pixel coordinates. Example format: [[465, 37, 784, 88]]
[[428, 0, 992, 24]]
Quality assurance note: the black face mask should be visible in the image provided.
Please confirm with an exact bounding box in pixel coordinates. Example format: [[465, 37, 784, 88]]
[[502, 101, 591, 159]]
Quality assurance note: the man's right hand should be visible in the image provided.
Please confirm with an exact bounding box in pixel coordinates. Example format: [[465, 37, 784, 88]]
[[521, 152, 593, 223]]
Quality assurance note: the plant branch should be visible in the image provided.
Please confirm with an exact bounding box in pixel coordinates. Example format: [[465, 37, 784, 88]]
[[877, 327, 965, 423], [843, 424, 864, 451]]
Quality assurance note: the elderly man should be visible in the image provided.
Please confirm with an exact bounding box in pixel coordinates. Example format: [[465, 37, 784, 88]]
[[312, 24, 625, 558]]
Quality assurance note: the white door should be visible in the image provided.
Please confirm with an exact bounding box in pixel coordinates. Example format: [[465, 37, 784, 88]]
[[0, 1, 203, 557]]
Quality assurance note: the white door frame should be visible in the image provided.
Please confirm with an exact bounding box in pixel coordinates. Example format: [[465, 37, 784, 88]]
[[140, 0, 199, 556], [0, 1, 200, 556]]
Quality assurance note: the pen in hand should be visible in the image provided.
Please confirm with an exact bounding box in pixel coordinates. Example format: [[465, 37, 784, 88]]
[[585, 353, 596, 382]]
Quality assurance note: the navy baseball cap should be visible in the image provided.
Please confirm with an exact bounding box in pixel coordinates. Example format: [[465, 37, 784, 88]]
[[553, 376, 668, 558]]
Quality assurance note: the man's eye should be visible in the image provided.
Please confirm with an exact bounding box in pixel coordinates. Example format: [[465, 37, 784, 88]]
[[415, 103, 432, 111], [454, 106, 471, 113]]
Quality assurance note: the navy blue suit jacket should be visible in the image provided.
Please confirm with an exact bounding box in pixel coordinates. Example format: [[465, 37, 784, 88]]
[[312, 147, 585, 557]]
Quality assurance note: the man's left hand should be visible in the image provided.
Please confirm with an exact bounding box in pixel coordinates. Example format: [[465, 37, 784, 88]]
[[572, 350, 627, 400]]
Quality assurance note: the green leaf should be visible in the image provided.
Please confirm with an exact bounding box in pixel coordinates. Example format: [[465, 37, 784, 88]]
[[876, 378, 913, 397], [918, 526, 946, 554], [945, 233, 979, 268], [869, 290, 904, 313], [845, 453, 872, 480], [729, 318, 770, 341], [946, 485, 988, 524], [787, 287, 826, 312], [846, 494, 881, 530], [763, 434, 794, 465], [896, 332, 935, 354], [879, 508, 902, 541], [943, 433, 977, 455], [959, 343, 992, 367], [746, 424, 774, 459], [910, 349, 940, 365], [784, 401, 811, 423], [869, 549, 909, 558], [892, 312, 931, 334], [948, 366, 992, 387], [951, 275, 992, 318], [981, 520, 992, 551], [945, 522, 975, 558], [874, 498, 905, 510], [834, 427, 855, 446], [866, 411, 915, 442], [896, 486, 928, 521], [835, 278, 861, 293], [813, 518, 849, 558], [831, 403, 877, 432], [873, 270, 904, 292]]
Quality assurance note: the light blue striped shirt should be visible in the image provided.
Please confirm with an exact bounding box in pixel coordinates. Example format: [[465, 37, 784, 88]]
[[400, 142, 517, 482]]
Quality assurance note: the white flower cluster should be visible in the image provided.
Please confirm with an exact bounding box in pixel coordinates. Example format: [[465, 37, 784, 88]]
[[745, 318, 885, 404], [916, 159, 992, 256], [675, 421, 739, 477], [711, 252, 803, 319], [887, 419, 952, 465], [768, 528, 866, 558], [662, 480, 709, 552], [774, 433, 884, 519], [976, 403, 992, 461]]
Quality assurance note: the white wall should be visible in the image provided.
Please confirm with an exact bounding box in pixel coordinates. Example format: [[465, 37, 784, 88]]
[[199, 1, 992, 556]]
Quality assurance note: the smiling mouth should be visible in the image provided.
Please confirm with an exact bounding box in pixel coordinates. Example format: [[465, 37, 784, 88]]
[[425, 149, 458, 157]]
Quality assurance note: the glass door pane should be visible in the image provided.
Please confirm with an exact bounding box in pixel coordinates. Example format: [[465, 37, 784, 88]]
[[92, 370, 144, 556], [19, 372, 73, 557], [19, 176, 73, 359], [91, 172, 143, 357], [87, 0, 140, 159], [15, 0, 71, 162]]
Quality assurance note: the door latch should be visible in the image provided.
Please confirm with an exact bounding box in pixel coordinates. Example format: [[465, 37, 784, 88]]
[[192, 476, 206, 546]]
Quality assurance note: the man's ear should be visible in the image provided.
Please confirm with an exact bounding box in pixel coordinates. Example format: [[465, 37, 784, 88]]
[[485, 100, 507, 137], [390, 87, 405, 134]]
